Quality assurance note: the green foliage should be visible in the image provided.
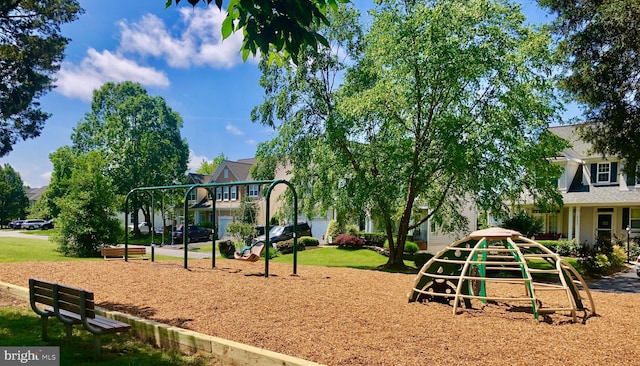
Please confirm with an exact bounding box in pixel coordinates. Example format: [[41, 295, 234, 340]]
[[165, 0, 348, 64], [0, 0, 83, 157], [0, 164, 29, 225], [71, 81, 189, 229], [50, 151, 122, 257], [501, 211, 544, 238], [299, 236, 319, 247], [233, 195, 258, 224], [346, 224, 359, 235], [276, 238, 306, 254], [538, 239, 581, 257], [195, 153, 226, 174], [225, 222, 257, 243], [262, 246, 279, 259], [414, 252, 434, 269], [540, 0, 640, 176], [252, 0, 566, 267], [359, 232, 386, 247], [404, 241, 419, 254], [325, 219, 342, 242], [334, 234, 364, 248]]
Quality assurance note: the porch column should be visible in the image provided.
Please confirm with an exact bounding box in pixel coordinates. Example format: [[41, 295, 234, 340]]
[[568, 206, 574, 241], [575, 206, 581, 243]]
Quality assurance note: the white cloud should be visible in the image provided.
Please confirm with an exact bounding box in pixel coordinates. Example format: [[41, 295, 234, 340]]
[[56, 49, 170, 101], [40, 171, 52, 182], [245, 139, 256, 145], [119, 7, 246, 69], [225, 123, 244, 136], [188, 149, 211, 171]]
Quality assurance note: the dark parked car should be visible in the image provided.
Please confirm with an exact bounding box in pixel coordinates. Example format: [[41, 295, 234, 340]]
[[9, 220, 24, 229], [40, 219, 55, 230], [253, 222, 312, 247], [172, 224, 212, 243]]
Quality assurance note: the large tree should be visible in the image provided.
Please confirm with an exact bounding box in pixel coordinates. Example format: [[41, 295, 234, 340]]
[[71, 81, 189, 231], [0, 0, 83, 157], [164, 0, 347, 63], [0, 164, 28, 225], [539, 0, 640, 176], [253, 0, 567, 268]]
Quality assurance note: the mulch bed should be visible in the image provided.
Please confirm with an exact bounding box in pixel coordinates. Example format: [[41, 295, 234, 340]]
[[0, 259, 638, 365]]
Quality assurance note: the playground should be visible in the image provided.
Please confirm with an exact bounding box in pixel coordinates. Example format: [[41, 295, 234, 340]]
[[0, 258, 639, 365]]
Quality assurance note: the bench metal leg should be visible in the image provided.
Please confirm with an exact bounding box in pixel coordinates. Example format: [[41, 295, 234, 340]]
[[40, 315, 49, 341], [64, 324, 72, 346], [93, 335, 101, 360]]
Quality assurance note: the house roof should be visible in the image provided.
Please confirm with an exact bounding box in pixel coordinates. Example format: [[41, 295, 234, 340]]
[[561, 186, 640, 205], [186, 173, 208, 184], [25, 186, 47, 202], [211, 159, 255, 182], [549, 124, 599, 160]]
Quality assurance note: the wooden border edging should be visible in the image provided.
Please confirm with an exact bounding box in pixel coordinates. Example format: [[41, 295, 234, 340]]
[[0, 281, 324, 366]]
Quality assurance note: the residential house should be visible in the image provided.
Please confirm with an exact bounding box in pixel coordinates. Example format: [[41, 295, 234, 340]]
[[522, 124, 640, 246], [25, 186, 47, 207], [413, 124, 640, 254]]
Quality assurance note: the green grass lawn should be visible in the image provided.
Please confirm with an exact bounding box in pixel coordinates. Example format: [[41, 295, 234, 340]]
[[0, 306, 211, 365], [0, 237, 98, 263]]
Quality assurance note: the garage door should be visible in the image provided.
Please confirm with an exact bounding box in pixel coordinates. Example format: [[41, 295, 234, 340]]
[[217, 216, 233, 239]]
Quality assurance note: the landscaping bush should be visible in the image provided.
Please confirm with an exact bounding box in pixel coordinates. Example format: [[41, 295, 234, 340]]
[[501, 210, 543, 237], [346, 224, 359, 235], [609, 245, 627, 271], [334, 234, 364, 248], [359, 232, 386, 247], [262, 246, 278, 259], [414, 252, 434, 268], [299, 236, 319, 247], [276, 239, 306, 254], [218, 240, 235, 259], [538, 239, 581, 256], [404, 241, 419, 254], [325, 220, 341, 244]]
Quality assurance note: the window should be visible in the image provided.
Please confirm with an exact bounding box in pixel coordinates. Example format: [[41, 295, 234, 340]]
[[223, 169, 229, 178], [187, 190, 196, 202], [548, 213, 558, 233], [216, 187, 222, 201], [230, 186, 237, 200], [223, 186, 229, 200], [597, 163, 610, 182], [631, 208, 640, 230], [249, 184, 259, 197]]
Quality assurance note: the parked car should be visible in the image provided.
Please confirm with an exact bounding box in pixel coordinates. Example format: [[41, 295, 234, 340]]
[[21, 219, 46, 230], [172, 224, 212, 244], [253, 222, 312, 247], [9, 220, 24, 229], [40, 219, 55, 230], [129, 222, 151, 234], [636, 254, 640, 277]]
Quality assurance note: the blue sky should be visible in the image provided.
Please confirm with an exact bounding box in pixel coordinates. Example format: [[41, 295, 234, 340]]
[[0, 0, 560, 188]]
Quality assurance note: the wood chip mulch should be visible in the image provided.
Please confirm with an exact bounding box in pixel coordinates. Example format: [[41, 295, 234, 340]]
[[0, 259, 638, 365]]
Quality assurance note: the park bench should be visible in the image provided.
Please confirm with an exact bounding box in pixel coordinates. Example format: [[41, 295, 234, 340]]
[[101, 246, 147, 260], [28, 278, 132, 359]]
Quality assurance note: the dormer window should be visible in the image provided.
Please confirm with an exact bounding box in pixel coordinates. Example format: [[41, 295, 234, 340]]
[[597, 163, 610, 183], [224, 169, 229, 178], [591, 162, 617, 185], [187, 190, 196, 202]]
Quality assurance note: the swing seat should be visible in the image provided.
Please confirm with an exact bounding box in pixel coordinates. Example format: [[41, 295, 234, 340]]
[[234, 242, 265, 262]]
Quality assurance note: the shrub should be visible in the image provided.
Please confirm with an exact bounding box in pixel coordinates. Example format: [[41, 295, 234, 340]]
[[539, 239, 581, 256], [325, 220, 341, 243], [299, 236, 319, 247], [346, 224, 359, 235], [218, 240, 235, 259], [333, 234, 364, 248], [359, 232, 386, 247], [501, 210, 543, 237], [404, 241, 419, 254], [262, 246, 278, 259], [609, 245, 627, 271], [199, 221, 215, 229], [414, 252, 434, 269], [276, 239, 306, 254]]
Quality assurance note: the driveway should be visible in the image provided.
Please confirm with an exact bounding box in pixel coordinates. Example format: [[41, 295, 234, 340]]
[[587, 264, 640, 294]]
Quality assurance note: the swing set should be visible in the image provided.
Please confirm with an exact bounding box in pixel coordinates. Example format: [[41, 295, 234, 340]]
[[123, 179, 300, 277]]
